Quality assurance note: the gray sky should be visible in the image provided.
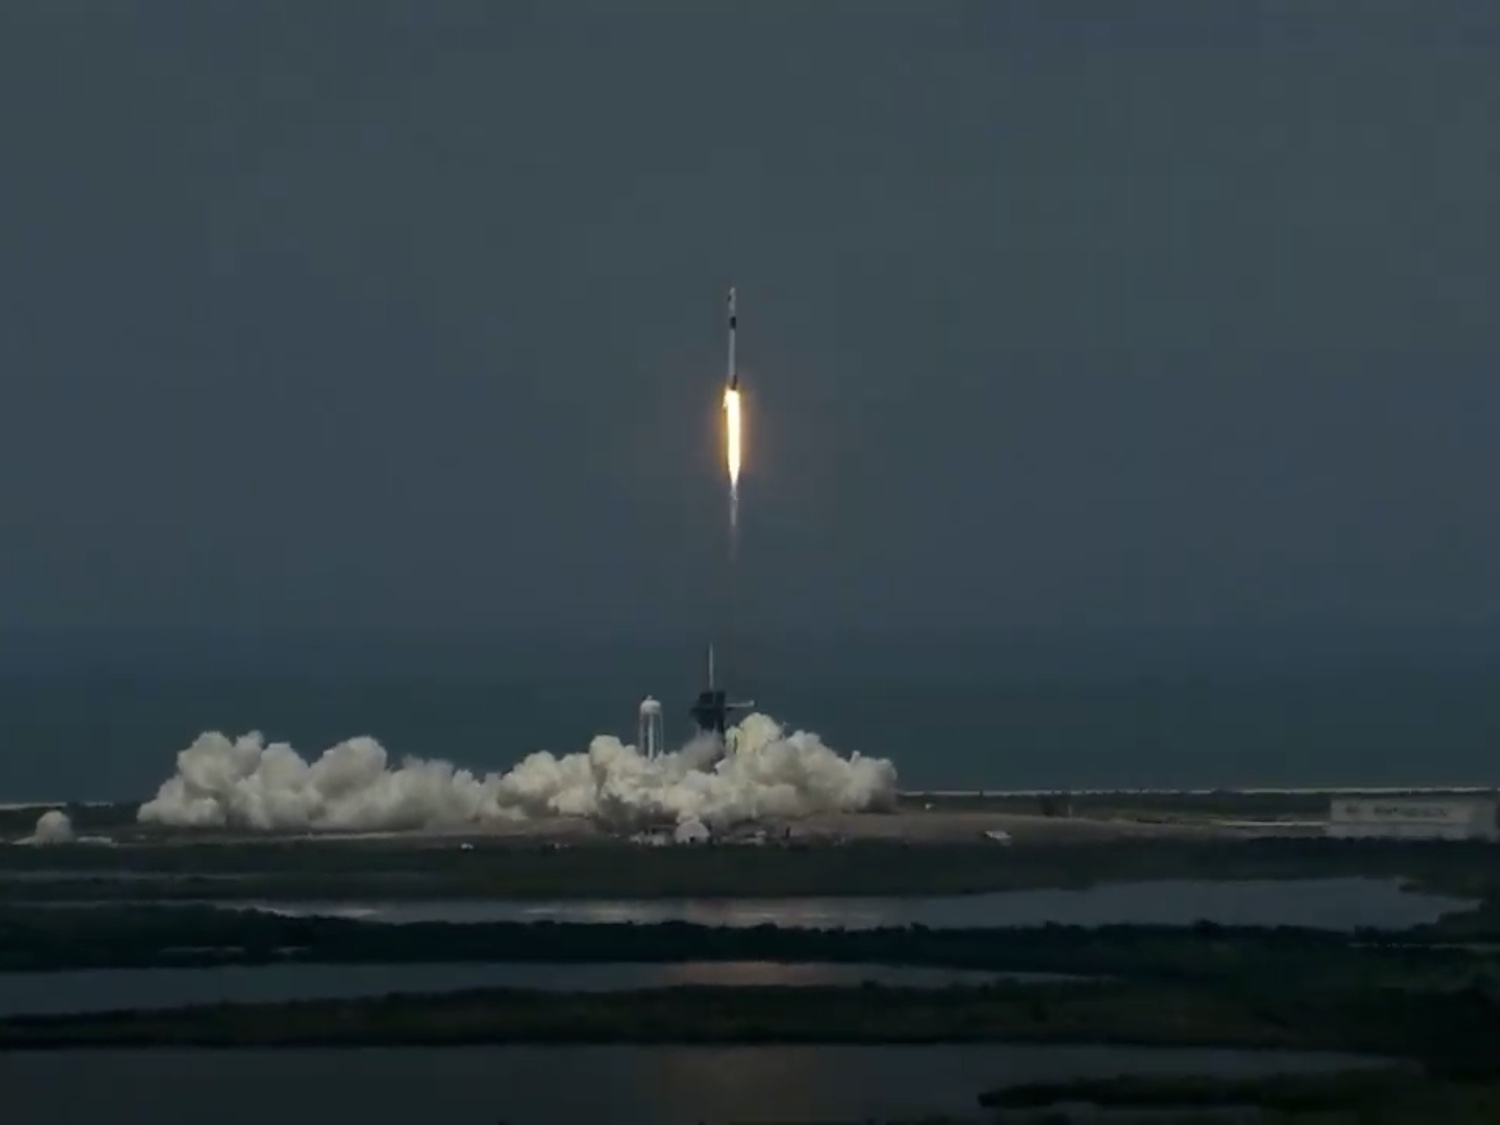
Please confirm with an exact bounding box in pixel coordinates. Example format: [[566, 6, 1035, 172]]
[[0, 1, 1497, 638]]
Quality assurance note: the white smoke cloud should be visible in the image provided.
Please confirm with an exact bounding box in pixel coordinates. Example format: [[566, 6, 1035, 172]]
[[22, 810, 75, 845], [137, 713, 898, 834]]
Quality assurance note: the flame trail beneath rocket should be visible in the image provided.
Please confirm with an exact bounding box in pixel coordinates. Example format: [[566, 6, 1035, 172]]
[[724, 384, 741, 557]]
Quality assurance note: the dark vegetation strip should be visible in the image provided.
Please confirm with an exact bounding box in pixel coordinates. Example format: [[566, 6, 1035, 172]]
[[976, 1070, 1453, 1114], [5, 907, 1500, 984], [2, 979, 1499, 1077], [3, 838, 1500, 904], [979, 1070, 1405, 1111]]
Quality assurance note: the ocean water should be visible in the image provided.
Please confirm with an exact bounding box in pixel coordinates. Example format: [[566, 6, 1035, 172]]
[[125, 876, 1463, 931], [1, 633, 1498, 801]]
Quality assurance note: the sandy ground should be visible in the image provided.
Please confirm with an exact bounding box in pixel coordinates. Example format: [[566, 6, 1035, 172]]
[[165, 808, 1274, 848], [784, 808, 1263, 844], [12, 801, 1322, 849]]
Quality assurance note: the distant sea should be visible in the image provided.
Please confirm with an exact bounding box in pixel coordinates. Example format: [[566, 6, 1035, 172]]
[[0, 629, 1497, 802]]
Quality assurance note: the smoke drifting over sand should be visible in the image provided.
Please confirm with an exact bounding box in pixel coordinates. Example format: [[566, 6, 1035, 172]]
[[137, 714, 898, 834]]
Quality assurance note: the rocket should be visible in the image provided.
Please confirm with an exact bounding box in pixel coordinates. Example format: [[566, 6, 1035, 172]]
[[726, 286, 738, 390]]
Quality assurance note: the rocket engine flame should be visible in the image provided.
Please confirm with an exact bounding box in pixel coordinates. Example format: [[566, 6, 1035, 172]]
[[723, 285, 742, 545], [723, 386, 742, 489], [724, 384, 742, 545]]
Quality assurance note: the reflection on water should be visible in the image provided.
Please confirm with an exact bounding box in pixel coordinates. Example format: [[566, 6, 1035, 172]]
[[0, 961, 1064, 1018], [219, 877, 1471, 930], [0, 1044, 1396, 1125]]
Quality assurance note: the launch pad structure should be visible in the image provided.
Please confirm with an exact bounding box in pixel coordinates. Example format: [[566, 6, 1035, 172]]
[[688, 642, 754, 742], [638, 643, 753, 759]]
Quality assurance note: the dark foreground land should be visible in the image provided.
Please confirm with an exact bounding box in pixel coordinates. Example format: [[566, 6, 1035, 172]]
[[4, 907, 1500, 1072], [6, 984, 1500, 1122], [2, 979, 1498, 1088], [4, 904, 1500, 981], [4, 909, 1500, 1120], [4, 835, 1500, 910], [6, 822, 1500, 1120], [977, 1070, 1500, 1122]]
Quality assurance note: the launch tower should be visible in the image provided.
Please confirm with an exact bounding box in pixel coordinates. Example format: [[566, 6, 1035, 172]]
[[638, 696, 664, 760], [688, 643, 753, 741]]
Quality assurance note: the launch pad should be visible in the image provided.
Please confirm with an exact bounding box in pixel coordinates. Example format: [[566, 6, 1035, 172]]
[[688, 642, 754, 740]]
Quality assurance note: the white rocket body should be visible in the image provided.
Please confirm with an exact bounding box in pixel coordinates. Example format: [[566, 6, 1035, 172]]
[[726, 286, 738, 390]]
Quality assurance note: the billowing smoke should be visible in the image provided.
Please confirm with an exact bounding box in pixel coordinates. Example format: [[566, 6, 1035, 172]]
[[23, 810, 75, 845], [137, 713, 898, 834]]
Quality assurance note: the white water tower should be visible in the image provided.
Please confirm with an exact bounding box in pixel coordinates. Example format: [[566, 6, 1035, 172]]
[[638, 696, 664, 760]]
